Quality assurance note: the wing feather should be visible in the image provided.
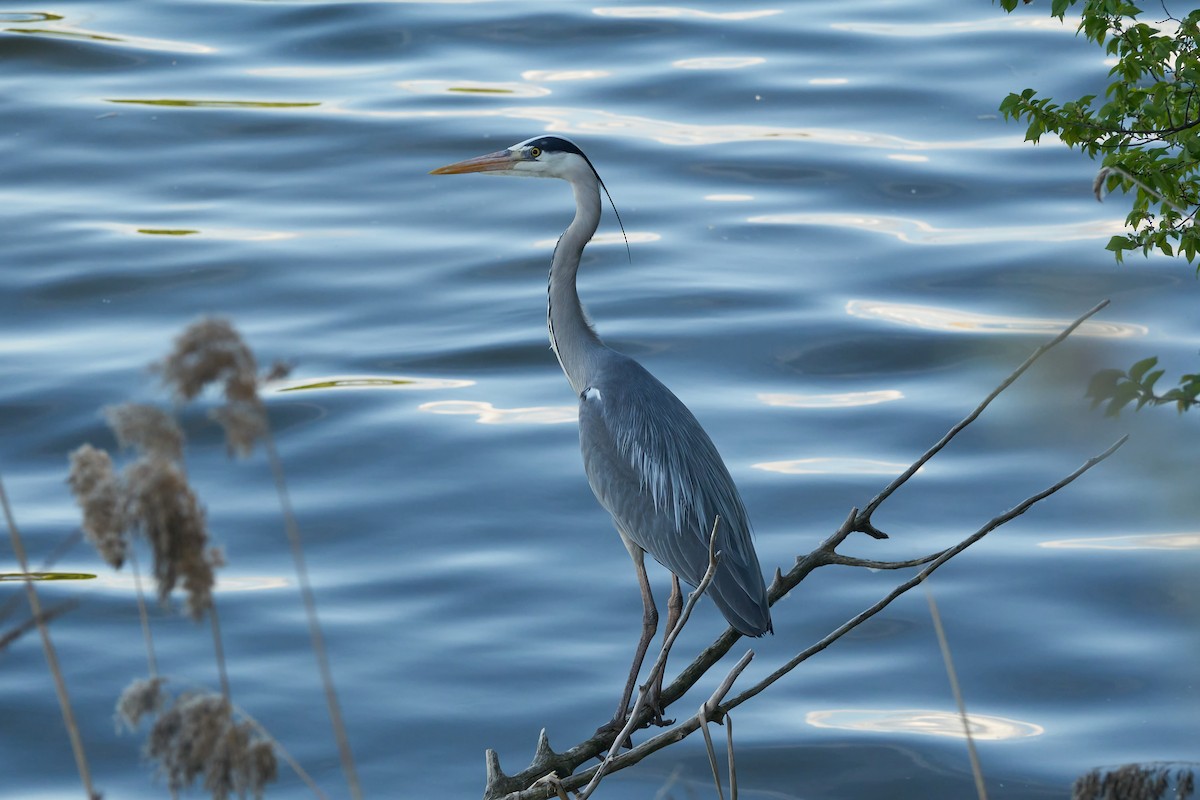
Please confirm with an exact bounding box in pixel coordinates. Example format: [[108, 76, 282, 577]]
[[577, 355, 771, 635]]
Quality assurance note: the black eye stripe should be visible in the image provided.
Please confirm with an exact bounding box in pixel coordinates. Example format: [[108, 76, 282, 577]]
[[523, 136, 585, 157]]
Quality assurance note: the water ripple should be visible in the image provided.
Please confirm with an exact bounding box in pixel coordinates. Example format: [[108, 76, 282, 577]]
[[806, 709, 1044, 741], [758, 390, 904, 408], [418, 400, 576, 424], [748, 213, 1125, 244], [1039, 533, 1200, 551], [592, 7, 783, 21], [844, 300, 1147, 338], [2, 13, 213, 53], [831, 16, 1072, 37], [753, 457, 910, 475]]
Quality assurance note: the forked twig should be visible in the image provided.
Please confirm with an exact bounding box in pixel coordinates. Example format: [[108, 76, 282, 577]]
[[851, 299, 1111, 538], [727, 434, 1126, 713]]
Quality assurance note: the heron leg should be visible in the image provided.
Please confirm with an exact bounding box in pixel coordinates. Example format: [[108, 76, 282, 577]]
[[612, 542, 657, 725], [650, 574, 682, 709]]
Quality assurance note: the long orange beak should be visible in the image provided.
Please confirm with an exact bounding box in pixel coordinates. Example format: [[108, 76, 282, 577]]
[[429, 149, 518, 175]]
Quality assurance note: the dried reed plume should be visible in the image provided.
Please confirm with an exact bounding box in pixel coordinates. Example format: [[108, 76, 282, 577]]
[[144, 690, 277, 800], [68, 404, 218, 620], [155, 317, 280, 457], [1073, 763, 1196, 800], [67, 444, 126, 569], [64, 317, 353, 799], [155, 317, 356, 797]]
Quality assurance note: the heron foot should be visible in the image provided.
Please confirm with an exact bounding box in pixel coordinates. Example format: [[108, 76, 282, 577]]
[[594, 688, 675, 753]]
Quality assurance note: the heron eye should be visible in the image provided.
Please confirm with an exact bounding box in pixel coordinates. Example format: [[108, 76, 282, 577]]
[[529, 147, 542, 158]]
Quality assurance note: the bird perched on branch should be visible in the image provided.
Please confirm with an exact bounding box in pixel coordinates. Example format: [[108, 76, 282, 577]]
[[432, 136, 771, 730]]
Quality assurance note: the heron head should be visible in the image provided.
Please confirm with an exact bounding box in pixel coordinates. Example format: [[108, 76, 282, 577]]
[[430, 135, 599, 182]]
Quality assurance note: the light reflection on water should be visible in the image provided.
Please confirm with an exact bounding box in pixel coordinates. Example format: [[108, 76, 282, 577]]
[[417, 400, 576, 425], [749, 212, 1127, 244], [758, 390, 904, 408], [806, 709, 1045, 741], [591, 7, 785, 21], [753, 457, 912, 475], [844, 300, 1148, 337], [1039, 533, 1200, 551]]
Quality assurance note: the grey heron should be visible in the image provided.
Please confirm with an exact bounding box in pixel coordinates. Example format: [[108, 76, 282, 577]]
[[432, 136, 771, 729]]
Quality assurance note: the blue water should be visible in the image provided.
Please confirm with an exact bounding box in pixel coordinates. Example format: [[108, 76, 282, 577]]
[[2, 1, 1198, 798]]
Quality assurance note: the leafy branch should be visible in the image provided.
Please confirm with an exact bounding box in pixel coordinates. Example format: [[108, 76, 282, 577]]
[[1086, 355, 1200, 413], [999, 0, 1200, 264]]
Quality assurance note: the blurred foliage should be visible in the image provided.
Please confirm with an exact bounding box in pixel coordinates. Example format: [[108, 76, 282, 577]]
[[999, 0, 1200, 264], [1000, 0, 1200, 415], [1086, 356, 1200, 414]]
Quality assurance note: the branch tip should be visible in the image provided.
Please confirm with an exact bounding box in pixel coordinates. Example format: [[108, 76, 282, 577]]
[[485, 749, 507, 784], [533, 729, 557, 764]]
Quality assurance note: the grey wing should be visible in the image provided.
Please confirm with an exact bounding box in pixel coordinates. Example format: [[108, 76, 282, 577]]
[[577, 357, 772, 636]]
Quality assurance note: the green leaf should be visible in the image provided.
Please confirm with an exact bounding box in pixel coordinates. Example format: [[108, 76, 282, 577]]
[[1128, 356, 1159, 383]]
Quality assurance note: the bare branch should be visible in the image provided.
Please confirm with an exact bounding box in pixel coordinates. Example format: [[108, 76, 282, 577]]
[[725, 435, 1127, 714], [852, 299, 1111, 536], [482, 303, 1123, 800]]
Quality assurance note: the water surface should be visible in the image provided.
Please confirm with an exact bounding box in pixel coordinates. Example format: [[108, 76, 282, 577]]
[[2, 1, 1197, 798]]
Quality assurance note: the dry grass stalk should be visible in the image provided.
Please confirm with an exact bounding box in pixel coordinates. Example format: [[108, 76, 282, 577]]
[[0, 599, 79, 654], [63, 318, 343, 798], [927, 589, 987, 800], [156, 317, 359, 799], [0, 475, 99, 799]]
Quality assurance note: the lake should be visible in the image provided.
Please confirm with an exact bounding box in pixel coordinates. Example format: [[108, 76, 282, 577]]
[[1, 1, 1197, 798]]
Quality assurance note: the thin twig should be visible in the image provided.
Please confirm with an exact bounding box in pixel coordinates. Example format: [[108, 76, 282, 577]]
[[854, 300, 1111, 533], [927, 589, 987, 800], [263, 431, 361, 800], [0, 531, 81, 625], [698, 702, 725, 800], [209, 604, 232, 703], [1097, 165, 1192, 215], [726, 713, 737, 800], [0, 476, 97, 799], [127, 547, 159, 678], [698, 652, 753, 800], [239, 703, 331, 800], [0, 599, 79, 653]]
